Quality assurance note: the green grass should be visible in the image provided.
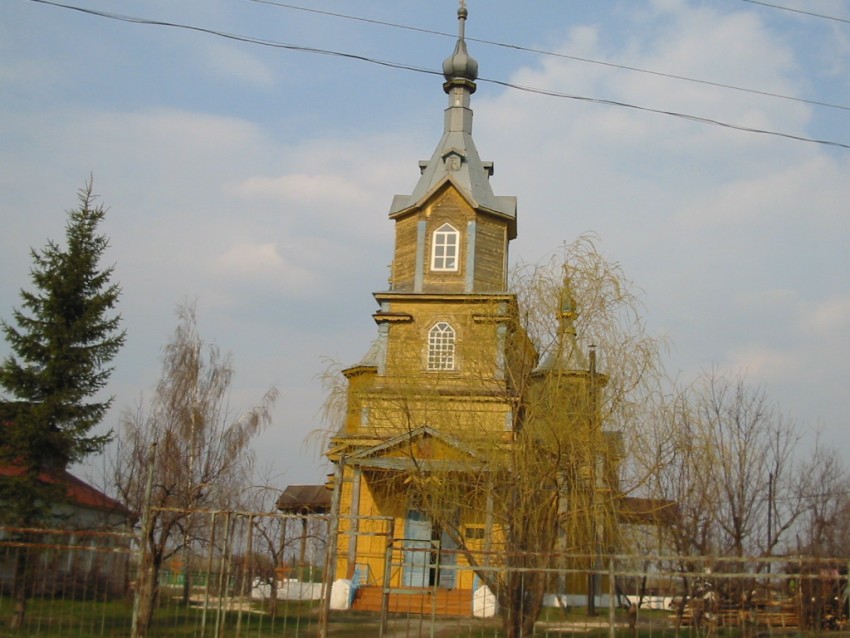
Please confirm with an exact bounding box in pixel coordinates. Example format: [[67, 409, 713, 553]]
[[0, 597, 133, 637], [0, 598, 847, 638], [0, 596, 326, 637]]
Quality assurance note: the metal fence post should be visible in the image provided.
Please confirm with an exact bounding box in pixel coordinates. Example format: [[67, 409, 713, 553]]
[[318, 456, 344, 638], [379, 518, 395, 638], [609, 556, 616, 638]]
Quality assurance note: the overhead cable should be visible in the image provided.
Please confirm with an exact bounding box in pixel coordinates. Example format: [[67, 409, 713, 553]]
[[738, 0, 850, 25], [249, 0, 850, 114], [25, 0, 850, 151]]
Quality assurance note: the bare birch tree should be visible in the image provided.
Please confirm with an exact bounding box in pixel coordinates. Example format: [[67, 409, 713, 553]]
[[633, 370, 820, 626], [796, 437, 850, 558], [702, 373, 804, 557], [112, 303, 277, 636], [238, 473, 306, 619], [696, 373, 802, 559]]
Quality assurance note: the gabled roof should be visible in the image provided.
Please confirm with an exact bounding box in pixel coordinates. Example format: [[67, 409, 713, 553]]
[[389, 136, 517, 226], [343, 425, 487, 472], [350, 336, 384, 371], [0, 464, 130, 516], [0, 402, 130, 517], [276, 484, 331, 514]]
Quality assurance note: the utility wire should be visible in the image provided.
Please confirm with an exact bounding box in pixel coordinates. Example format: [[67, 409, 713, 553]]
[[250, 0, 850, 114], [738, 0, 850, 25], [480, 77, 850, 150], [26, 0, 850, 151], [27, 0, 436, 74]]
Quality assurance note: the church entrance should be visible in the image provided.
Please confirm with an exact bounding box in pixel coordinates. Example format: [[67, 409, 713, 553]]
[[402, 510, 457, 589]]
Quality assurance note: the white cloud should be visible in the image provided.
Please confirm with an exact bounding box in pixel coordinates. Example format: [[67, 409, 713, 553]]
[[216, 242, 284, 273], [2, 0, 848, 481], [805, 294, 850, 336], [234, 173, 371, 208], [724, 345, 793, 381], [211, 240, 323, 296], [201, 41, 276, 87], [476, 2, 849, 451]]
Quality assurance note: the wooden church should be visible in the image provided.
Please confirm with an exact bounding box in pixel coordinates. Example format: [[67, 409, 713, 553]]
[[325, 5, 621, 616]]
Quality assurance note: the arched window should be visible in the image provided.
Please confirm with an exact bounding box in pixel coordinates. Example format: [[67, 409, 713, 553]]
[[427, 322, 456, 371], [431, 223, 459, 272]]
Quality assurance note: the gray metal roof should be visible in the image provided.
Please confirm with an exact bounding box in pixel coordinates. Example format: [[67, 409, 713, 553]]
[[388, 6, 517, 233], [356, 337, 383, 368], [534, 283, 590, 373]]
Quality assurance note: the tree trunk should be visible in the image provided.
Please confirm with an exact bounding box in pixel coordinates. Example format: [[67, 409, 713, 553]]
[[587, 572, 597, 616], [9, 542, 30, 630], [502, 603, 541, 638], [135, 552, 163, 637], [180, 540, 192, 606], [499, 570, 546, 638], [269, 578, 279, 618]]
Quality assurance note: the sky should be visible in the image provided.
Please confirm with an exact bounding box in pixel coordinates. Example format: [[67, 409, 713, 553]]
[[1, 0, 848, 491]]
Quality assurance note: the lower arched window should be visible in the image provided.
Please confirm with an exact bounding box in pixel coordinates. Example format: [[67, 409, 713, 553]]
[[427, 322, 456, 371]]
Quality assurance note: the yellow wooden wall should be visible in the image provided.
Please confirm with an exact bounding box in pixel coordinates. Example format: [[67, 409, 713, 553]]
[[390, 186, 509, 294]]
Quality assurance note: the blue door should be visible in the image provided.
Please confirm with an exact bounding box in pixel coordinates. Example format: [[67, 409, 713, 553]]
[[437, 527, 457, 589], [403, 510, 432, 587]]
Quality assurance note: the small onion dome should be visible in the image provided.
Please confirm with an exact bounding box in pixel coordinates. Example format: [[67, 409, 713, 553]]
[[442, 6, 478, 83]]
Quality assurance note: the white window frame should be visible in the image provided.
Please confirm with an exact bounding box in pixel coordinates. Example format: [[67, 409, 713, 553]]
[[430, 223, 459, 272], [427, 321, 456, 371]]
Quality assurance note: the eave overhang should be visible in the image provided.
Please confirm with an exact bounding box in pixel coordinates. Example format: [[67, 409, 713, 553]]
[[389, 175, 517, 239], [341, 364, 378, 379], [373, 291, 516, 304], [330, 425, 491, 472], [372, 311, 413, 324]]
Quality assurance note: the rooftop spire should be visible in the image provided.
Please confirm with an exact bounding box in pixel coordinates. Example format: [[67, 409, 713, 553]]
[[388, 2, 516, 232], [535, 275, 590, 373], [442, 3, 478, 93], [439, 2, 477, 137]]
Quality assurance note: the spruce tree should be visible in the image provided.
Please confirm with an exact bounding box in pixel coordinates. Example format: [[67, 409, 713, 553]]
[[0, 180, 125, 525]]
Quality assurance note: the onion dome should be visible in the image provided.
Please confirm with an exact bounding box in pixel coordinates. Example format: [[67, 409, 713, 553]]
[[442, 6, 478, 88]]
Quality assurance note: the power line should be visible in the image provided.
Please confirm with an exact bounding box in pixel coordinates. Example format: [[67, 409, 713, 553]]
[[27, 0, 437, 73], [250, 0, 850, 114], [738, 0, 850, 25], [25, 0, 850, 151], [480, 77, 850, 150]]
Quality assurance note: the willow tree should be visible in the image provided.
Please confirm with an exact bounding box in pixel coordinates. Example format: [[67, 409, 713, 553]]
[[325, 236, 665, 638], [480, 238, 664, 632], [113, 304, 277, 637]]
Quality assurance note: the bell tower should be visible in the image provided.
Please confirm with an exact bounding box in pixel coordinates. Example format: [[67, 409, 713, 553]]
[[331, 4, 526, 407], [386, 4, 517, 297], [326, 4, 535, 596]]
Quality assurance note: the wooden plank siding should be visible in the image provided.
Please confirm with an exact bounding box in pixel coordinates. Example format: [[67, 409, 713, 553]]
[[421, 190, 471, 294], [473, 216, 508, 292], [390, 186, 510, 296], [347, 393, 513, 439], [390, 215, 419, 292], [379, 299, 509, 383]]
